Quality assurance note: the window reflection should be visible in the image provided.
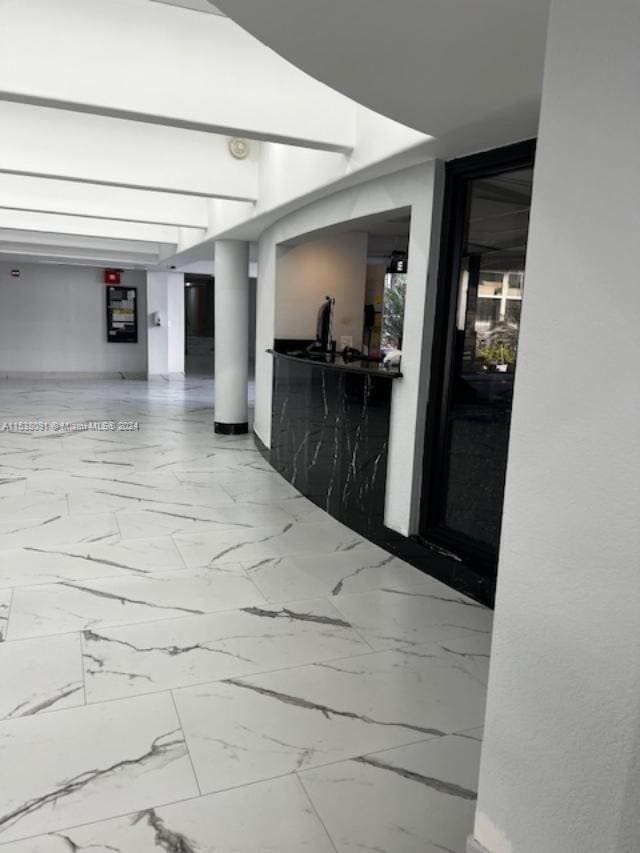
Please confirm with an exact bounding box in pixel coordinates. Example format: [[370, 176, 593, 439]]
[[444, 166, 533, 547], [381, 272, 407, 353]]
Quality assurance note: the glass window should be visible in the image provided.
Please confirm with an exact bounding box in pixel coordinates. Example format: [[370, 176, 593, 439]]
[[437, 165, 533, 551]]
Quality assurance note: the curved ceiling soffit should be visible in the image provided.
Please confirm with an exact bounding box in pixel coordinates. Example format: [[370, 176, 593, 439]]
[[213, 0, 550, 140]]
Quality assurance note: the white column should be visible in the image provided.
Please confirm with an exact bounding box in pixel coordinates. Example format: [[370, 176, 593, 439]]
[[146, 271, 184, 376], [214, 240, 250, 433], [470, 1, 640, 852], [167, 273, 185, 375]]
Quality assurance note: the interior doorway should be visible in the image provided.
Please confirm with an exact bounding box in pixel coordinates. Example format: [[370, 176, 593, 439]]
[[184, 274, 258, 378], [421, 140, 536, 577], [184, 274, 215, 375]]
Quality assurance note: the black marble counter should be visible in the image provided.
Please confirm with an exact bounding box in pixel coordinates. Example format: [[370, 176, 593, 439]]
[[267, 350, 396, 537], [260, 348, 494, 607]]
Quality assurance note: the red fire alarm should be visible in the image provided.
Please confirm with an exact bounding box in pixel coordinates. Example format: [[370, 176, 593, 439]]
[[104, 269, 121, 285]]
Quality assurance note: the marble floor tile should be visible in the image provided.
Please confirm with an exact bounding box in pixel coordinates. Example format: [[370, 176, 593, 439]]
[[0, 590, 11, 641], [244, 546, 447, 603], [178, 469, 301, 502], [271, 494, 329, 524], [0, 378, 492, 852], [164, 448, 270, 473], [0, 692, 198, 844], [26, 469, 181, 497], [330, 584, 493, 650], [174, 645, 487, 794], [434, 633, 492, 686], [0, 493, 68, 522], [174, 519, 369, 568], [7, 566, 266, 639], [0, 477, 28, 497], [0, 775, 336, 853], [0, 513, 119, 552], [67, 483, 236, 516], [82, 598, 370, 703], [300, 733, 483, 853], [114, 501, 295, 540], [107, 447, 265, 474], [114, 509, 254, 540], [0, 634, 84, 720], [0, 536, 186, 590]]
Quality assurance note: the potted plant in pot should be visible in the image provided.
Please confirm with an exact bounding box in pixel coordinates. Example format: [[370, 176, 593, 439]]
[[476, 322, 518, 372]]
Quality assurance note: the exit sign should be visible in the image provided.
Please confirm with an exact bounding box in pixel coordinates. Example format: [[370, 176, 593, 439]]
[[104, 269, 121, 284]]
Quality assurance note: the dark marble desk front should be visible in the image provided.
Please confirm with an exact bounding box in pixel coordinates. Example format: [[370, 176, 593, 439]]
[[268, 351, 399, 538]]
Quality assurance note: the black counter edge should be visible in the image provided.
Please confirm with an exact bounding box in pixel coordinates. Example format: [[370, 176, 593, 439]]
[[267, 348, 403, 380]]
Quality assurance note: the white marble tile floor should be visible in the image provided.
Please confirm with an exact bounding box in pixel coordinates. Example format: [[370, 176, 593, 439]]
[[0, 377, 492, 852]]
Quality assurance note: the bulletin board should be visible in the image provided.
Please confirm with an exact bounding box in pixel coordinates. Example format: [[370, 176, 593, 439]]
[[106, 286, 138, 343]]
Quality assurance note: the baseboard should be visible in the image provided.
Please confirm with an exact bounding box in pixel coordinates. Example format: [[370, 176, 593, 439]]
[[0, 371, 147, 380], [467, 836, 491, 853], [214, 421, 248, 435]]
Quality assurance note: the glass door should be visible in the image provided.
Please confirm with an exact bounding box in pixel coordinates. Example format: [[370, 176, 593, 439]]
[[422, 142, 535, 575]]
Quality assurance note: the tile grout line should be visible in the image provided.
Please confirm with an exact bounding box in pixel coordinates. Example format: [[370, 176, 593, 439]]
[[169, 531, 191, 570], [169, 689, 203, 797], [78, 631, 89, 707], [295, 772, 340, 853], [3, 587, 15, 642]]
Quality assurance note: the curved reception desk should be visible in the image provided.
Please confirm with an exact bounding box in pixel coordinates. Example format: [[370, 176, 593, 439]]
[[266, 349, 402, 537]]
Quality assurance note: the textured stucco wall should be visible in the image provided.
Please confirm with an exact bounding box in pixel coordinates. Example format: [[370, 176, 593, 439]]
[[473, 1, 640, 851]]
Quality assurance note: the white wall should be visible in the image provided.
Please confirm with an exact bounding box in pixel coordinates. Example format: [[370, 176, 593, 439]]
[[472, 1, 640, 852], [167, 273, 185, 375], [0, 262, 146, 376], [255, 161, 444, 535], [146, 271, 184, 376], [257, 144, 348, 215], [275, 232, 368, 348]]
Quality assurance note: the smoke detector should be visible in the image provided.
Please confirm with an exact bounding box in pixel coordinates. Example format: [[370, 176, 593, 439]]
[[228, 138, 250, 160]]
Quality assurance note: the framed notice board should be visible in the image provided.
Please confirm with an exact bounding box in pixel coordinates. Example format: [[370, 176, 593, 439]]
[[106, 286, 138, 343]]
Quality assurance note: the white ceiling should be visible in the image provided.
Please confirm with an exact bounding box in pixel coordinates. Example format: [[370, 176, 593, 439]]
[[0, 0, 550, 270], [214, 0, 551, 140], [0, 0, 378, 267]]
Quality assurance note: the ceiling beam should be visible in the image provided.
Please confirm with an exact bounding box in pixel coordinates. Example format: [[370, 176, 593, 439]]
[[0, 236, 166, 268], [0, 175, 210, 229], [0, 211, 182, 245], [0, 0, 356, 153], [0, 102, 259, 200]]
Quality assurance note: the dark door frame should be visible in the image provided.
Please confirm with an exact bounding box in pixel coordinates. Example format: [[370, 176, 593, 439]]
[[420, 139, 537, 576]]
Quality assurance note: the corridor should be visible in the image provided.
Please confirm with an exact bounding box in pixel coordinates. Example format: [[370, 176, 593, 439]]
[[0, 378, 491, 852]]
